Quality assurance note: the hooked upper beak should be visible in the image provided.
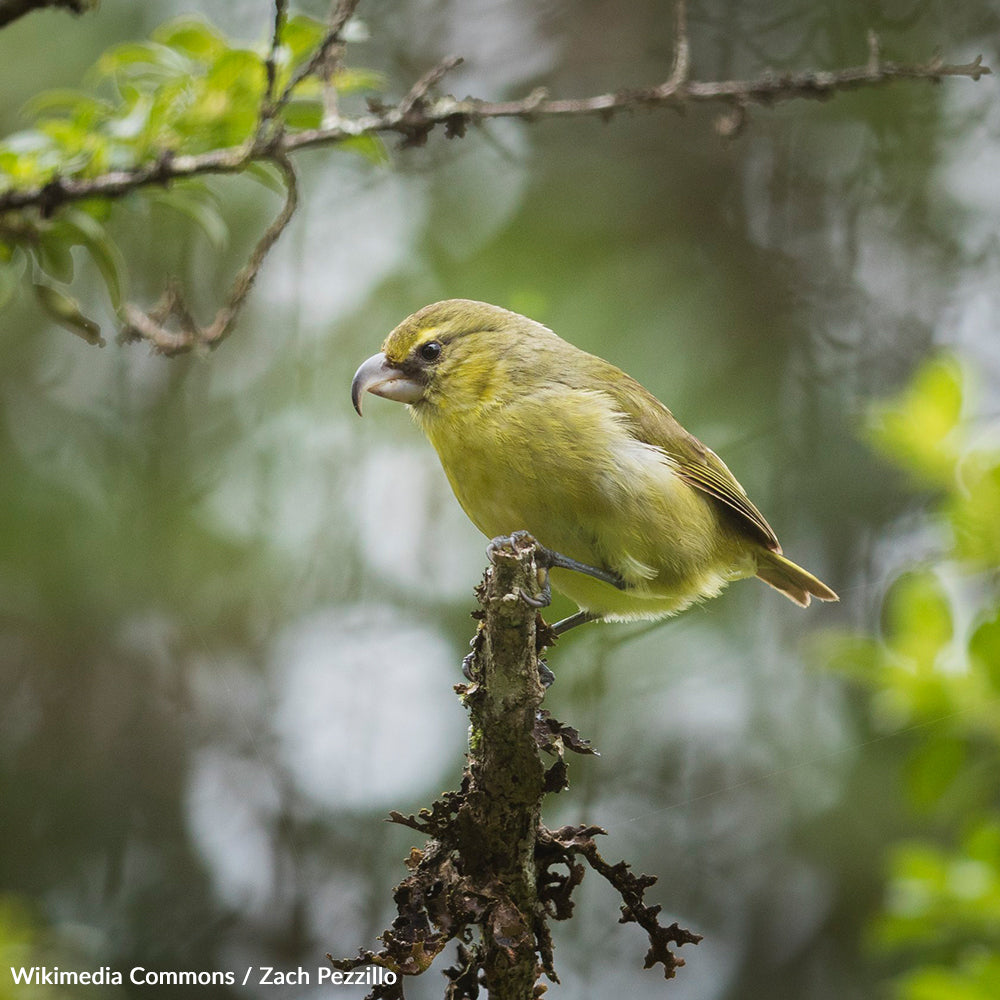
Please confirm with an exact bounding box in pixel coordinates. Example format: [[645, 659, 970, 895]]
[[351, 352, 424, 416]]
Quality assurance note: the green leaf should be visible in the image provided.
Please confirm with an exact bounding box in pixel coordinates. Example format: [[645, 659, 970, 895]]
[[95, 41, 192, 81], [105, 88, 154, 143], [151, 16, 228, 62], [36, 236, 75, 284], [340, 133, 388, 164], [150, 188, 229, 250], [164, 49, 263, 148], [882, 571, 952, 670], [280, 98, 323, 131], [33, 283, 105, 346], [949, 456, 1000, 567], [868, 354, 965, 485], [969, 611, 1000, 692], [60, 209, 127, 310], [22, 89, 111, 123], [244, 160, 287, 194], [331, 67, 386, 95], [205, 49, 264, 95], [898, 954, 1000, 1000], [280, 15, 327, 65]]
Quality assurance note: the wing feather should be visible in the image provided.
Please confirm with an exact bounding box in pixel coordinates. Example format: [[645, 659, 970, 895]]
[[599, 367, 781, 551]]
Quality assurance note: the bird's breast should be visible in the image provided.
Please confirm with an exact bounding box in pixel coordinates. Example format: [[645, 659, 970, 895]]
[[415, 388, 723, 585]]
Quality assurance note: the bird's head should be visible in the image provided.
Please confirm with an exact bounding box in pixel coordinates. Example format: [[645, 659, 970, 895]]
[[351, 299, 554, 417]]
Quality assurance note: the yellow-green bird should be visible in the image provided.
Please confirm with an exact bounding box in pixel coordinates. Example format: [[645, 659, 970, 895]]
[[352, 299, 837, 633]]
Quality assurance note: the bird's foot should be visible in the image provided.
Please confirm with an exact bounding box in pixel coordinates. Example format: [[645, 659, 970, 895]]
[[487, 531, 627, 602], [461, 648, 476, 681], [487, 532, 552, 608], [486, 530, 536, 563], [537, 658, 555, 688], [486, 531, 611, 636]]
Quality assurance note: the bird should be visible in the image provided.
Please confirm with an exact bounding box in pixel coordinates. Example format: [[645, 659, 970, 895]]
[[351, 299, 837, 633]]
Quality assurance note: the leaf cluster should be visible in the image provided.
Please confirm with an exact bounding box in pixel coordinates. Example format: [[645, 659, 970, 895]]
[[823, 353, 1000, 1000], [0, 12, 384, 340]]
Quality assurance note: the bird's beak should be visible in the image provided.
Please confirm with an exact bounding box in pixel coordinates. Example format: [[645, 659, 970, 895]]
[[351, 352, 424, 416]]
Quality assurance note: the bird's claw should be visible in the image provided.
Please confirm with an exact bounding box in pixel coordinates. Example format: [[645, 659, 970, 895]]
[[488, 532, 552, 608], [551, 610, 599, 635], [486, 530, 535, 563], [537, 659, 555, 688], [486, 531, 615, 636], [462, 649, 476, 681], [514, 586, 549, 608]]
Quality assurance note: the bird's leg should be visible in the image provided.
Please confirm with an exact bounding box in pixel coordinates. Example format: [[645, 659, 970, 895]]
[[532, 540, 627, 592], [550, 610, 599, 635], [484, 531, 617, 659], [487, 530, 627, 596]]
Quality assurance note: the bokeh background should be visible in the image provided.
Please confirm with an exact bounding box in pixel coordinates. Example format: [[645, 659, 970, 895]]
[[2, 1, 1000, 998]]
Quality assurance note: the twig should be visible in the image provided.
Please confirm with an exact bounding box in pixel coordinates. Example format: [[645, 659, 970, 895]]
[[263, 0, 288, 110], [666, 0, 690, 91], [393, 55, 465, 147], [273, 0, 361, 115], [397, 55, 465, 117]]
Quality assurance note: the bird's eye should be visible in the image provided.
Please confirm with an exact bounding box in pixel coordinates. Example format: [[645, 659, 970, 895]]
[[419, 341, 442, 363]]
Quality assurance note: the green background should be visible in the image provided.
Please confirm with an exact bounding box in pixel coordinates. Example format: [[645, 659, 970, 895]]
[[2, 1, 999, 998]]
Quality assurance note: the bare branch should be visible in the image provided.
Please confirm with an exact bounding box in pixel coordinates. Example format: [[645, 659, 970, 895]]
[[0, 46, 989, 218], [0, 0, 92, 29], [417, 52, 991, 122], [396, 54, 464, 117]]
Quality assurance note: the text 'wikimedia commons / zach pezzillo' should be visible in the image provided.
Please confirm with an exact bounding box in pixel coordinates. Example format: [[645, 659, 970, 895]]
[[8, 964, 396, 988]]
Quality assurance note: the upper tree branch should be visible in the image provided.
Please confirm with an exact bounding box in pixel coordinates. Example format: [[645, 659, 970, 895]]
[[0, 0, 93, 29], [0, 45, 990, 217]]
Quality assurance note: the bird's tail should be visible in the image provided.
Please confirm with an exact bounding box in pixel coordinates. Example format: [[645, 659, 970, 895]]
[[755, 551, 838, 607]]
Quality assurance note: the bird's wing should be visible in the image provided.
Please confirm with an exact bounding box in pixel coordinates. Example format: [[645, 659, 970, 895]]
[[606, 371, 782, 552]]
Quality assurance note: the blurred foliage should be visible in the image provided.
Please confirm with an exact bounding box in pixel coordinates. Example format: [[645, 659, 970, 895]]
[[825, 353, 1000, 1000], [0, 896, 76, 1000], [0, 12, 384, 341], [1, 3, 998, 999]]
